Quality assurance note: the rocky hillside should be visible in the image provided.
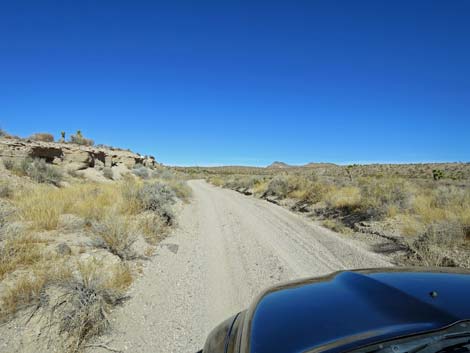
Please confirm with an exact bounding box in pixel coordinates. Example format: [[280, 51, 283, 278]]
[[0, 137, 158, 173], [266, 161, 292, 169]]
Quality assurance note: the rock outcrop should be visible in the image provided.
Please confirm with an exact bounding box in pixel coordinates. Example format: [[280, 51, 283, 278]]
[[0, 137, 158, 171]]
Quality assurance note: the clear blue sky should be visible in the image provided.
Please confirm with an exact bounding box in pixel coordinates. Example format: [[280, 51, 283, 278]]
[[1, 1, 469, 166]]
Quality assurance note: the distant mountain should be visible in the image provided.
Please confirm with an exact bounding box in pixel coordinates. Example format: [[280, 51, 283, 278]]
[[303, 162, 338, 168], [266, 161, 292, 169]]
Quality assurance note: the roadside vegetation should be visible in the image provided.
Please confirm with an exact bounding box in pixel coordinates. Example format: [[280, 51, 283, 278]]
[[0, 143, 190, 352], [204, 165, 470, 268]]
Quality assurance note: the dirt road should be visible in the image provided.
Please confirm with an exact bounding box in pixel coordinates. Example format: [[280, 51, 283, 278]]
[[93, 180, 389, 353]]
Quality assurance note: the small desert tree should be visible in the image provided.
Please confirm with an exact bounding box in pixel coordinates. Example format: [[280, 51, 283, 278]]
[[432, 169, 444, 181]]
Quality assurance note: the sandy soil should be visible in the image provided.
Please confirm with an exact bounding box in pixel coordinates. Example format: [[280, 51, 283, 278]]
[[91, 180, 390, 353]]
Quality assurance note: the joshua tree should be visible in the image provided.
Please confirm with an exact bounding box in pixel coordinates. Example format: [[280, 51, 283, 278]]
[[346, 164, 356, 182], [432, 169, 444, 181]]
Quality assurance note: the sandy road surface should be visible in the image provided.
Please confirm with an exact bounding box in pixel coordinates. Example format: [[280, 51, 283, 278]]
[[93, 180, 389, 353]]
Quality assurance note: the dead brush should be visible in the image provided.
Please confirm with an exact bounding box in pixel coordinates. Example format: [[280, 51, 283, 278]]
[[51, 260, 131, 352]]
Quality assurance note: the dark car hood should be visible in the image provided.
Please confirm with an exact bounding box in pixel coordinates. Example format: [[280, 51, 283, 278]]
[[240, 268, 470, 353]]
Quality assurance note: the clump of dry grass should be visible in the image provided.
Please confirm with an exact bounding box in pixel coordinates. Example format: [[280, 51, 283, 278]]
[[0, 232, 45, 280], [209, 176, 225, 187], [167, 180, 192, 201], [0, 271, 47, 320], [325, 186, 361, 209], [138, 212, 169, 245], [92, 213, 137, 260]]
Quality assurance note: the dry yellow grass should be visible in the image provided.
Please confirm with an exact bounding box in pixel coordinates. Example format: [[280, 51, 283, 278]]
[[167, 180, 192, 201], [253, 180, 269, 195], [105, 262, 133, 291], [0, 272, 46, 319], [325, 186, 361, 208], [138, 212, 168, 245], [13, 181, 135, 231], [0, 233, 45, 280]]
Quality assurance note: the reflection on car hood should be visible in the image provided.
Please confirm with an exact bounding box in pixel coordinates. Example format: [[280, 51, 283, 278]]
[[244, 268, 470, 353]]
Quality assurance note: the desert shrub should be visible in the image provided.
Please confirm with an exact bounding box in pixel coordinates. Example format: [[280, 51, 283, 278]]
[[358, 178, 413, 219], [54, 260, 130, 351], [2, 158, 14, 170], [69, 130, 94, 146], [0, 181, 12, 198], [152, 168, 176, 180], [264, 176, 291, 198], [10, 158, 63, 185], [298, 182, 331, 204], [132, 166, 150, 179], [29, 132, 54, 142], [405, 220, 466, 266], [92, 214, 137, 260], [24, 158, 62, 185], [137, 182, 176, 223], [168, 180, 192, 201], [102, 167, 113, 180]]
